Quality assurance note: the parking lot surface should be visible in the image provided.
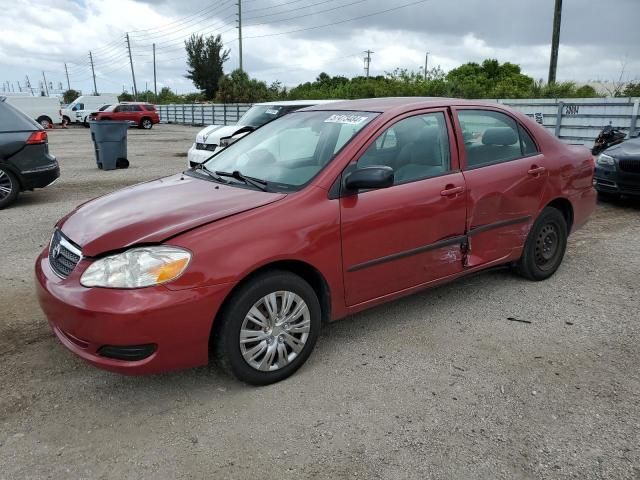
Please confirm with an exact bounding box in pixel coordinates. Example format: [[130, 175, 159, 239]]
[[1, 125, 638, 479]]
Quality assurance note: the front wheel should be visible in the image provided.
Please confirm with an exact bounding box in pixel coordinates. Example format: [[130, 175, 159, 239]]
[[213, 271, 321, 385], [516, 207, 568, 281], [0, 167, 20, 209]]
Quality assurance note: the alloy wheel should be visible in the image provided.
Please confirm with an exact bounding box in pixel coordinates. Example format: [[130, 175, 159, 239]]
[[0, 170, 13, 201], [239, 291, 311, 372]]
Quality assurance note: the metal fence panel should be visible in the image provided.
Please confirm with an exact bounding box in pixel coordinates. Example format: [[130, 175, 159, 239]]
[[159, 99, 639, 145]]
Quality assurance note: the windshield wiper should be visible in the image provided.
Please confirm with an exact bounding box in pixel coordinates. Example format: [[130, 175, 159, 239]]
[[215, 170, 268, 192], [191, 162, 227, 183]]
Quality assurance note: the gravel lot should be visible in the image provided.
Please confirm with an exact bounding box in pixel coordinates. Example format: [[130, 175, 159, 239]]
[[1, 125, 638, 479]]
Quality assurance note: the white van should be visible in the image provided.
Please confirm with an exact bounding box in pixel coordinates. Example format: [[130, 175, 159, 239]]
[[62, 94, 118, 126], [4, 95, 62, 128]]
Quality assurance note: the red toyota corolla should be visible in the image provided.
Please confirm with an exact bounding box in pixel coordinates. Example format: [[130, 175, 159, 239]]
[[36, 98, 596, 384]]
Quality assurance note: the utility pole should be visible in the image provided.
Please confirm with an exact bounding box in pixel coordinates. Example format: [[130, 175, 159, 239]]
[[424, 52, 430, 80], [64, 63, 71, 91], [42, 71, 49, 96], [364, 50, 373, 77], [152, 43, 157, 96], [237, 0, 243, 71], [548, 0, 562, 84], [125, 33, 138, 99], [89, 51, 98, 95]]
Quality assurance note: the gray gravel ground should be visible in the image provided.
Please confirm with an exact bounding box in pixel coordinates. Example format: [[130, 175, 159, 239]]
[[0, 125, 639, 479]]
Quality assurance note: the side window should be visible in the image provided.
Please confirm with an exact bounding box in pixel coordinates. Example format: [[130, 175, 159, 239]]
[[130, 105, 142, 112], [458, 110, 533, 168], [518, 124, 539, 156], [113, 106, 122, 112], [356, 112, 451, 185]]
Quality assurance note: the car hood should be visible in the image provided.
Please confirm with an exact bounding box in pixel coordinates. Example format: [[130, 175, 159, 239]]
[[197, 124, 249, 145], [58, 173, 286, 256], [605, 137, 640, 159]]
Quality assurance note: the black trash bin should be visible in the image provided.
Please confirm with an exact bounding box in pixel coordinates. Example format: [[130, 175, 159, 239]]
[[89, 120, 129, 170]]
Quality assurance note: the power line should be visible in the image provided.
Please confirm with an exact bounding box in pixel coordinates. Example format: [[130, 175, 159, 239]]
[[244, 0, 368, 27], [243, 0, 430, 39], [244, 0, 342, 21]]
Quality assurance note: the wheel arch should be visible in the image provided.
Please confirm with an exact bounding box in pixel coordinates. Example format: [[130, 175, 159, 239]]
[[209, 260, 332, 349], [545, 197, 574, 232]]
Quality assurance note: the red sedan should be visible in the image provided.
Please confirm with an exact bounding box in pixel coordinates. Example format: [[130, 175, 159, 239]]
[[36, 98, 596, 384]]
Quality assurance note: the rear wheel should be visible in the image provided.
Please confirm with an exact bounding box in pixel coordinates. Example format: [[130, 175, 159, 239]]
[[140, 117, 153, 129], [0, 167, 19, 209], [214, 271, 321, 385], [37, 116, 52, 129], [516, 207, 568, 281]]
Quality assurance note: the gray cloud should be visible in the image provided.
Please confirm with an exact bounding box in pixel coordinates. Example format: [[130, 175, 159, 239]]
[[1, 0, 638, 96]]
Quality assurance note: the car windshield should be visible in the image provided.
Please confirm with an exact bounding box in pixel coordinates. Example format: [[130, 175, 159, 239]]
[[203, 110, 378, 190], [99, 104, 111, 111], [238, 105, 287, 128]]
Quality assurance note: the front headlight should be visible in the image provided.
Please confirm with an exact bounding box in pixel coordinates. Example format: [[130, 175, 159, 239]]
[[597, 154, 615, 166], [80, 246, 191, 289]]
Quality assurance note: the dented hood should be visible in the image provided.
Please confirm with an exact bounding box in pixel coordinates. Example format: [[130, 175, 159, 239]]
[[58, 173, 285, 256]]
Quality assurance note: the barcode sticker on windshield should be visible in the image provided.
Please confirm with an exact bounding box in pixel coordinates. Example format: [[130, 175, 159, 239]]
[[324, 114, 368, 125], [265, 109, 280, 115]]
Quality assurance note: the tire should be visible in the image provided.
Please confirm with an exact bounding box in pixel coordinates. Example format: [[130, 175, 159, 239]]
[[37, 116, 52, 129], [213, 270, 321, 385], [83, 118, 89, 128], [140, 118, 153, 129], [62, 116, 71, 127], [0, 166, 20, 209], [516, 207, 568, 281]]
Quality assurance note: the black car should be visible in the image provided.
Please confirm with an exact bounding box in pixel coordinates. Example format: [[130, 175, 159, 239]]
[[593, 136, 640, 199], [0, 97, 60, 209]]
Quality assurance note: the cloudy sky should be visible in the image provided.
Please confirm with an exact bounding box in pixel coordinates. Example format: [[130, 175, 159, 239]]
[[0, 0, 638, 96]]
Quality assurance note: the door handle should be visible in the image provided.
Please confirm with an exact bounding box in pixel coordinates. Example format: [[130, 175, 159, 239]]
[[527, 166, 546, 176], [440, 185, 464, 196]]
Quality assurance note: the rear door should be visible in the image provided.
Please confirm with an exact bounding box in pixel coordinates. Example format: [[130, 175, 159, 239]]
[[340, 109, 467, 306], [452, 107, 547, 266]]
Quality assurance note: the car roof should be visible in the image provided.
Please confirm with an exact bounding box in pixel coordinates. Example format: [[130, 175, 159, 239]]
[[303, 97, 495, 113], [253, 99, 341, 106]]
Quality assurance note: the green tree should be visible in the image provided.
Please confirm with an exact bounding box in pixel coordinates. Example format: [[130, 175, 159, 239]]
[[185, 34, 230, 100], [216, 69, 272, 103], [62, 89, 81, 104], [622, 82, 640, 97], [446, 59, 534, 98]]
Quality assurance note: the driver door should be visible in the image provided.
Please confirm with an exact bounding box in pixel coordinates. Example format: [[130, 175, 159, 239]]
[[340, 109, 467, 306]]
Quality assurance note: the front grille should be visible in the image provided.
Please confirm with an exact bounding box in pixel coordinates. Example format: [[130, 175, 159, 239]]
[[619, 183, 640, 193], [49, 230, 82, 278], [618, 159, 640, 173], [98, 344, 156, 361], [196, 142, 217, 151]]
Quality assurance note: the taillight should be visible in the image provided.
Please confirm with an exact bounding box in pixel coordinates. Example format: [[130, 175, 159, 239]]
[[26, 131, 48, 145]]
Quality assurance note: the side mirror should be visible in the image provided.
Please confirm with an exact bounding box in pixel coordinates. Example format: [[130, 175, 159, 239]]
[[344, 166, 394, 191]]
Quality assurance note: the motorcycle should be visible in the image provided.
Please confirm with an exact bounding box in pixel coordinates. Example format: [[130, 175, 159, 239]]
[[592, 124, 626, 155]]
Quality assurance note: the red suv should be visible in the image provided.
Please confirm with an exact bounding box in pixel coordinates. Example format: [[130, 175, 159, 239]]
[[36, 98, 596, 385], [92, 102, 159, 129]]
